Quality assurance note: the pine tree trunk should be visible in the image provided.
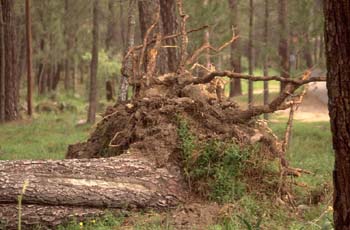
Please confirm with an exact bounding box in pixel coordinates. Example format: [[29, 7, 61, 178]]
[[263, 0, 269, 120], [1, 0, 18, 121], [118, 0, 137, 102], [228, 0, 242, 97], [106, 0, 117, 52], [278, 0, 290, 92], [25, 0, 33, 116], [248, 0, 254, 107], [160, 0, 178, 72], [324, 1, 350, 229], [64, 0, 71, 91], [0, 156, 184, 229], [87, 0, 99, 124], [303, 33, 313, 68], [0, 3, 5, 123]]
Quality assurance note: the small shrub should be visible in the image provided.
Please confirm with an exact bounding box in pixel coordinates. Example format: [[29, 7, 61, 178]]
[[177, 117, 254, 203]]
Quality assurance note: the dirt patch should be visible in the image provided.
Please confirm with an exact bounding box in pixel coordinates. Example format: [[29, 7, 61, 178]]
[[276, 90, 329, 122]]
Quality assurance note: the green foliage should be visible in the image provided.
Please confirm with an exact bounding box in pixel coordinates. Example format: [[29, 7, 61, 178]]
[[57, 212, 122, 230], [177, 117, 252, 203], [81, 50, 121, 79]]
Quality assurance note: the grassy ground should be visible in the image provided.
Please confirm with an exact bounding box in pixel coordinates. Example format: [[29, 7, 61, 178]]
[[0, 91, 334, 229]]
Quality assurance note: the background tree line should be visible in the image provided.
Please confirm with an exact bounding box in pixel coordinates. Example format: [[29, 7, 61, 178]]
[[0, 0, 325, 123]]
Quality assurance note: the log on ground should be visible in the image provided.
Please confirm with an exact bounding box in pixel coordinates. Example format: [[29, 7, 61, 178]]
[[0, 154, 186, 228]]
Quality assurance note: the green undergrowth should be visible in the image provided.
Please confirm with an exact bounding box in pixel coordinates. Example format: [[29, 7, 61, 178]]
[[0, 112, 90, 160], [177, 117, 256, 203], [55, 212, 123, 230]]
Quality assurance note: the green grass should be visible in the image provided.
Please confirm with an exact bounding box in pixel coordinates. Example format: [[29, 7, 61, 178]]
[[0, 93, 334, 229], [0, 113, 90, 160]]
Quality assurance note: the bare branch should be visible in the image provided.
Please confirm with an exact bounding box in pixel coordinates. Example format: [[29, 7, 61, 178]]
[[124, 26, 208, 60], [233, 71, 315, 121], [189, 70, 326, 85], [186, 35, 239, 66]]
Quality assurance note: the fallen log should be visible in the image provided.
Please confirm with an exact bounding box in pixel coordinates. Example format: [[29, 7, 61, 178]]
[[0, 204, 106, 229], [0, 154, 186, 229]]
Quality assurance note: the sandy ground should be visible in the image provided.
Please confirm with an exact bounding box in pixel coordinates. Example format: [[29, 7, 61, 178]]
[[276, 82, 330, 122]]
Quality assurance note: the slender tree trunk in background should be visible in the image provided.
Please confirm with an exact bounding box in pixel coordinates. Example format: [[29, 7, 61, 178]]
[[118, 0, 137, 102], [314, 36, 319, 65], [228, 0, 242, 97], [278, 0, 290, 92], [203, 0, 211, 68], [64, 0, 70, 91], [248, 0, 254, 108], [324, 1, 350, 229], [263, 0, 269, 120], [319, 34, 324, 66], [119, 0, 126, 49], [303, 32, 313, 68], [52, 63, 62, 91], [87, 0, 99, 124], [159, 0, 178, 72], [106, 0, 117, 52], [2, 0, 18, 122], [0, 4, 5, 123], [25, 0, 33, 117]]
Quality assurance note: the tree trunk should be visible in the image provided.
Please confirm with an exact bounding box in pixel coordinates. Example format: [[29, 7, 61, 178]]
[[118, 0, 137, 102], [160, 0, 178, 72], [138, 0, 166, 74], [1, 0, 18, 122], [263, 0, 269, 120], [303, 32, 313, 68], [25, 0, 33, 116], [0, 155, 184, 229], [64, 0, 71, 91], [87, 0, 100, 124], [248, 0, 254, 107], [228, 0, 242, 97], [106, 0, 117, 52], [324, 1, 350, 229], [0, 3, 5, 123], [278, 0, 290, 92]]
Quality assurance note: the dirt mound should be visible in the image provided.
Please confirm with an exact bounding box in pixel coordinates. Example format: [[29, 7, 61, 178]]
[[66, 95, 281, 169]]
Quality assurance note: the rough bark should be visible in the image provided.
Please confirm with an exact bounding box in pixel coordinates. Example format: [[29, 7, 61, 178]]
[[324, 1, 350, 229], [0, 155, 184, 229], [1, 0, 18, 121], [278, 0, 290, 92], [118, 0, 137, 102], [248, 0, 254, 107], [25, 0, 33, 116], [0, 2, 5, 123], [87, 0, 99, 124], [228, 0, 242, 97], [160, 0, 178, 72], [106, 0, 117, 51], [0, 204, 105, 230], [263, 0, 269, 120], [138, 0, 166, 74]]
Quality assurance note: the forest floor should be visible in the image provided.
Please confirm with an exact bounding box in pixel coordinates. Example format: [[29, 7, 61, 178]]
[[0, 83, 334, 229]]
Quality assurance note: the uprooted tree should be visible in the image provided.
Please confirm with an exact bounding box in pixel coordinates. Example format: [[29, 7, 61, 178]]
[[0, 1, 326, 228]]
